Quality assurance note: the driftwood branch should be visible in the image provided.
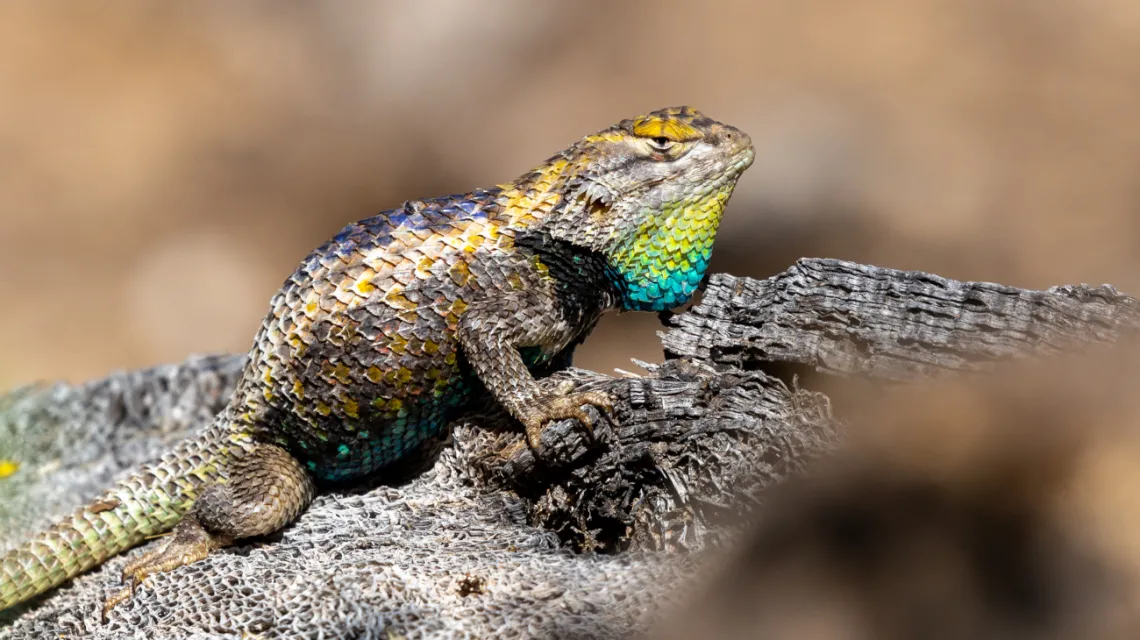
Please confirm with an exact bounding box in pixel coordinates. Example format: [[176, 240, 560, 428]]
[[2, 258, 1136, 639], [664, 259, 1140, 379]]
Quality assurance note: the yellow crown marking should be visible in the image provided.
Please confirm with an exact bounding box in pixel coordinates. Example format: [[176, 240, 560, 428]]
[[631, 117, 701, 142]]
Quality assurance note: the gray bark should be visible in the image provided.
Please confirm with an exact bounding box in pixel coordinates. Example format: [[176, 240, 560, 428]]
[[664, 258, 1140, 379]]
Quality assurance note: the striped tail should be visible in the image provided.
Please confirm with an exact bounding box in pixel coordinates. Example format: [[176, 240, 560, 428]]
[[0, 424, 228, 611]]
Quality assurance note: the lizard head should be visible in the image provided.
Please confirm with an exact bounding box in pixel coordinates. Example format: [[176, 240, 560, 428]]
[[509, 106, 755, 311]]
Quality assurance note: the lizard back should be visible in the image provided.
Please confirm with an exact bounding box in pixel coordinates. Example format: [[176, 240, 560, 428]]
[[233, 188, 616, 482]]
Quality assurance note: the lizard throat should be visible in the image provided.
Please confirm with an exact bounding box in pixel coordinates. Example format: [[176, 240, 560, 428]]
[[608, 182, 736, 311]]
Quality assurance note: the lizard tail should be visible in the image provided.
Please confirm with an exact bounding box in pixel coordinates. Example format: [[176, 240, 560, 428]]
[[0, 424, 229, 611]]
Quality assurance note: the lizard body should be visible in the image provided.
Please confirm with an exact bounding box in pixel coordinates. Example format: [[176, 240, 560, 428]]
[[0, 106, 753, 615]]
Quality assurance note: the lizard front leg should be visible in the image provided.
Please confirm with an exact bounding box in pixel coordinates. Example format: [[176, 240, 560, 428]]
[[456, 301, 613, 451]]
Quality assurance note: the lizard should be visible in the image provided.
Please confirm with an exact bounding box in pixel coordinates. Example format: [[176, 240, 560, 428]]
[[0, 106, 754, 618]]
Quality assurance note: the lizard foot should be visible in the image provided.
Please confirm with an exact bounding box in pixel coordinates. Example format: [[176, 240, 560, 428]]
[[102, 516, 231, 621], [522, 390, 615, 451]]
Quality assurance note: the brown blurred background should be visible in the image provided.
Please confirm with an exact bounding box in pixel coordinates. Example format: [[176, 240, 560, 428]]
[[4, 0, 1140, 388]]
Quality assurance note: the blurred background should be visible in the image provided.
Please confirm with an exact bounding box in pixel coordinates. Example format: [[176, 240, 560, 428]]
[[4, 0, 1140, 387]]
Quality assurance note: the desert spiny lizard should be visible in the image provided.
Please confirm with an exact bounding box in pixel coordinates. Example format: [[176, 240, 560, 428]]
[[0, 106, 754, 617]]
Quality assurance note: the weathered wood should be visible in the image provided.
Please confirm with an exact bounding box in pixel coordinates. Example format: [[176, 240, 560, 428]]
[[460, 361, 834, 552], [663, 258, 1140, 379], [2, 258, 1135, 638]]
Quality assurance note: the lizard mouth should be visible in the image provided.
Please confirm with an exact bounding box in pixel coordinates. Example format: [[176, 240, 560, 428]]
[[731, 145, 756, 174]]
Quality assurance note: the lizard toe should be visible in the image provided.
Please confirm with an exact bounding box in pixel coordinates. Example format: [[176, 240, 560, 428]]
[[522, 391, 616, 451], [102, 516, 229, 621]]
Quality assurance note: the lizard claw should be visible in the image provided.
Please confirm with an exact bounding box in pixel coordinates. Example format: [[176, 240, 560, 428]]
[[102, 547, 157, 621], [523, 391, 615, 451], [102, 582, 139, 622], [103, 547, 161, 621]]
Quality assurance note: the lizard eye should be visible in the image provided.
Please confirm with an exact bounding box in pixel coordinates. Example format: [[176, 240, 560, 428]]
[[649, 136, 675, 152]]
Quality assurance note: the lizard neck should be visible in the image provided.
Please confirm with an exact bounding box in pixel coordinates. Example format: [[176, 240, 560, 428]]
[[512, 229, 624, 316], [494, 162, 733, 312], [494, 167, 627, 311]]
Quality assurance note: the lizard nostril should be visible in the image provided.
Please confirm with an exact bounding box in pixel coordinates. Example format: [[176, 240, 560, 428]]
[[715, 126, 750, 151]]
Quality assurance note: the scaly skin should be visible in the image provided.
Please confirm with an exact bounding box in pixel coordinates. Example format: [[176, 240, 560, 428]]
[[0, 106, 754, 617]]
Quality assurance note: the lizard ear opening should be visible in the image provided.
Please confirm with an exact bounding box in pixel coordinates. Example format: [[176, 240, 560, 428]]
[[587, 197, 609, 220], [566, 178, 615, 220]]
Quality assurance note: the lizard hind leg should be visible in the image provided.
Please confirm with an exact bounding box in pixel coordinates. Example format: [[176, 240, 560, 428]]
[[103, 443, 315, 618]]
